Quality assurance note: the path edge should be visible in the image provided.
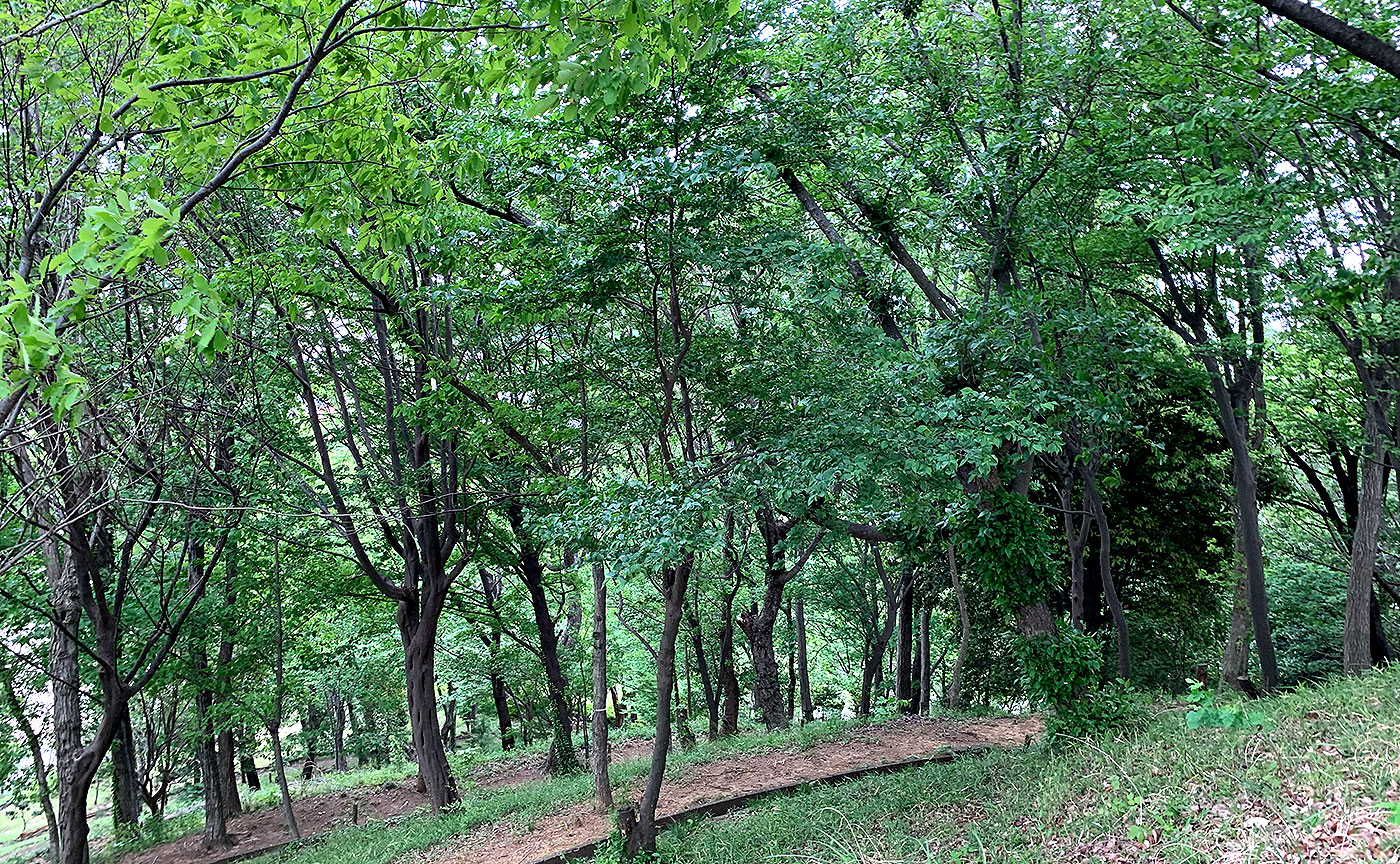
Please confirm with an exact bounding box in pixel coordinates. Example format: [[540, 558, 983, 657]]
[[525, 742, 998, 864]]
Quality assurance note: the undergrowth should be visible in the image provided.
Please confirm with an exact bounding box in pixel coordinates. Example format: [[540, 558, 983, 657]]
[[656, 668, 1400, 863]]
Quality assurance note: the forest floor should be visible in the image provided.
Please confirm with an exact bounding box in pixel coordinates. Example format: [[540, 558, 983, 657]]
[[652, 671, 1400, 864], [115, 714, 1035, 864], [419, 715, 1039, 864]]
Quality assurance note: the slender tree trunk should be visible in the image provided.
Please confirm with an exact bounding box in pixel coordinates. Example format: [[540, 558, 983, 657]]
[[795, 598, 812, 723], [1081, 468, 1130, 679], [1058, 469, 1089, 631], [481, 569, 515, 751], [1370, 582, 1391, 664], [896, 581, 914, 712], [1344, 399, 1387, 673], [2, 663, 59, 863], [518, 540, 580, 776], [48, 554, 82, 864], [590, 564, 613, 813], [718, 612, 740, 736], [685, 584, 718, 740], [858, 639, 877, 716], [785, 604, 796, 724], [267, 721, 299, 840], [216, 558, 241, 818], [330, 691, 350, 769], [917, 605, 932, 715], [947, 544, 970, 711], [1206, 362, 1278, 691], [623, 558, 691, 858]]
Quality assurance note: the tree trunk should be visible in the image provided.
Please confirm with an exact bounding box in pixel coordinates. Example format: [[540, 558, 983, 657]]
[[918, 605, 932, 715], [896, 580, 914, 712], [685, 584, 718, 740], [623, 558, 691, 858], [1220, 531, 1253, 689], [718, 612, 740, 736], [743, 606, 787, 730], [439, 684, 456, 753], [49, 556, 83, 864], [194, 677, 234, 851], [785, 604, 796, 724], [330, 691, 350, 769], [216, 560, 241, 818], [1344, 400, 1387, 673], [399, 583, 458, 810], [1081, 467, 1130, 679], [216, 728, 241, 818], [518, 540, 580, 776], [947, 544, 970, 711], [110, 708, 142, 837], [795, 598, 812, 723], [1207, 363, 1279, 691], [1058, 470, 1089, 631], [1, 663, 59, 863], [590, 564, 613, 813], [1370, 582, 1391, 664], [267, 720, 300, 840], [481, 569, 515, 751], [240, 751, 261, 791]]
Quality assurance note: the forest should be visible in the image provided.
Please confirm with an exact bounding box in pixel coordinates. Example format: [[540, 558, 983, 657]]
[[1, 0, 1398, 862]]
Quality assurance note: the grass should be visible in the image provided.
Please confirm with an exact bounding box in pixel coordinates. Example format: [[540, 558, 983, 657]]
[[653, 668, 1400, 863]]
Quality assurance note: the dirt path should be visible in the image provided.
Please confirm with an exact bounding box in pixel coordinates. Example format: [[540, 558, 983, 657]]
[[423, 715, 1041, 864], [117, 745, 618, 864]]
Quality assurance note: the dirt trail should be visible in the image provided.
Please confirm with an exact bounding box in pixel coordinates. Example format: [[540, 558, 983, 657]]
[[425, 715, 1041, 864], [116, 744, 630, 864]]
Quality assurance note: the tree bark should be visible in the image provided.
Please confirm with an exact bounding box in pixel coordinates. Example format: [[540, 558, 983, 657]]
[[687, 598, 718, 740], [48, 552, 83, 864], [517, 534, 580, 776], [1220, 538, 1252, 690], [917, 604, 932, 715], [480, 569, 515, 751], [1248, 0, 1400, 80], [896, 577, 914, 712], [623, 558, 692, 858], [1206, 361, 1279, 691], [1344, 400, 1387, 673], [195, 676, 234, 851], [399, 579, 457, 809], [590, 563, 613, 813], [795, 598, 813, 723], [110, 708, 143, 836], [1, 663, 59, 863], [1081, 466, 1130, 679], [947, 544, 970, 711]]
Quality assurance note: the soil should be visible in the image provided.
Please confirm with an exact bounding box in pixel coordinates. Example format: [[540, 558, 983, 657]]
[[424, 715, 1042, 864], [120, 778, 428, 864], [471, 737, 656, 790], [115, 715, 1038, 864]]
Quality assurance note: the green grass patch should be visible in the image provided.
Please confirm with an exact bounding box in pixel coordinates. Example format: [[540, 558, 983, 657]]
[[654, 668, 1400, 863]]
